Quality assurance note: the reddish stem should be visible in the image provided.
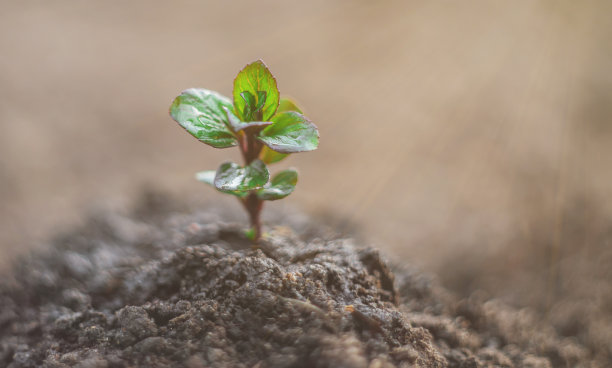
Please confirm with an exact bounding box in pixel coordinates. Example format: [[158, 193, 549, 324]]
[[239, 125, 264, 242], [244, 193, 264, 241]]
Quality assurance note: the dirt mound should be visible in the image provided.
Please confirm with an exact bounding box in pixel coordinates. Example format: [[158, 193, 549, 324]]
[[0, 195, 605, 367]]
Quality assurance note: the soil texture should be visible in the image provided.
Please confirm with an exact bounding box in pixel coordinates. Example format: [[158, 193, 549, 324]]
[[0, 194, 606, 367]]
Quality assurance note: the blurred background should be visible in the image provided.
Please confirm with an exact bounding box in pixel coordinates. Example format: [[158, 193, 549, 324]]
[[1, 0, 611, 338]]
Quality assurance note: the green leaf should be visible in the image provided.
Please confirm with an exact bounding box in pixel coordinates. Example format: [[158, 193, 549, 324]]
[[240, 91, 257, 118], [233, 60, 279, 121], [277, 98, 303, 114], [240, 91, 268, 121], [255, 91, 267, 111], [214, 160, 270, 192], [259, 99, 302, 161], [259, 146, 289, 164], [170, 88, 237, 148], [257, 112, 319, 153], [257, 169, 298, 201], [195, 170, 216, 186], [244, 227, 256, 241], [195, 170, 247, 198], [223, 107, 272, 132]]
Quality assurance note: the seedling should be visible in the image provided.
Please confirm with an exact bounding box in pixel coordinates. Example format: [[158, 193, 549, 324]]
[[170, 60, 319, 242]]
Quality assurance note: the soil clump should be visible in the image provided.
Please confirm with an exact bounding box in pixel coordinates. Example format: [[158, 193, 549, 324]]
[[0, 194, 605, 367]]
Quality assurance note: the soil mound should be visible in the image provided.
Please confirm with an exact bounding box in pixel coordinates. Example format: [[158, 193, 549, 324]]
[[0, 195, 604, 367]]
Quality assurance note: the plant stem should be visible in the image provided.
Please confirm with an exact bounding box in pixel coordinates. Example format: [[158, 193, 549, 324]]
[[245, 193, 263, 241], [240, 127, 264, 242]]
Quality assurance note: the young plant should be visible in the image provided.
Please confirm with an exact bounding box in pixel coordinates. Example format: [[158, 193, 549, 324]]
[[170, 60, 319, 242]]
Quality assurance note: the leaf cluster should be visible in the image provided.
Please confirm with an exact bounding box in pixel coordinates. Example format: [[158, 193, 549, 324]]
[[169, 60, 319, 202]]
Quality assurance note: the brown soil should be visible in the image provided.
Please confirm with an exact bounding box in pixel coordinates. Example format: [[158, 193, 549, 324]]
[[0, 193, 607, 367]]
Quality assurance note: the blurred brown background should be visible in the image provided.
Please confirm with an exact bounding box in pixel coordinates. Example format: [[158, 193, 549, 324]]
[[1, 0, 611, 315]]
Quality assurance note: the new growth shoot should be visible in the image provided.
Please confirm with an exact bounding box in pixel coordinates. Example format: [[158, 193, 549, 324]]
[[170, 60, 319, 242]]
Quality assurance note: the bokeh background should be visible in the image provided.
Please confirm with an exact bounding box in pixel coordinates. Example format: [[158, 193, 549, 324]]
[[1, 0, 611, 337]]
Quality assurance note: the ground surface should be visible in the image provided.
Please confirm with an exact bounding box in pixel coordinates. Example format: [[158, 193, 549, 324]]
[[1, 194, 607, 367]]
